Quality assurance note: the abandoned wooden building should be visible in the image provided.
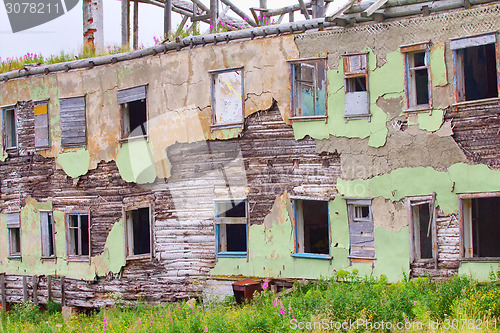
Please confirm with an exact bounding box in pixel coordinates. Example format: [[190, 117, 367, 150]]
[[1, 0, 500, 308]]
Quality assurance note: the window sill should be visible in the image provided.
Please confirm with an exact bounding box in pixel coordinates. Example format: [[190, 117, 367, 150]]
[[119, 135, 149, 143], [289, 115, 327, 122], [403, 106, 431, 113], [8, 255, 21, 260], [210, 122, 244, 130], [459, 257, 500, 263], [217, 252, 247, 258], [41, 256, 57, 261], [67, 257, 90, 263], [126, 254, 151, 261], [291, 253, 332, 260], [452, 97, 500, 108]]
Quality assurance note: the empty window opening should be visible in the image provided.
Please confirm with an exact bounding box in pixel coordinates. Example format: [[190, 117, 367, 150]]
[[451, 34, 499, 102], [409, 51, 430, 106], [210, 68, 244, 127], [346, 76, 367, 92], [463, 196, 500, 258], [295, 200, 329, 255], [3, 107, 17, 150], [347, 199, 375, 259], [40, 212, 55, 257], [215, 200, 247, 255], [7, 213, 21, 258], [126, 207, 151, 256], [67, 213, 90, 257], [412, 202, 433, 260], [121, 100, 147, 138], [289, 59, 327, 118]]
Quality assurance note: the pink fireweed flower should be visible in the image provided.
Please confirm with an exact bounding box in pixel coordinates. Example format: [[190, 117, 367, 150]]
[[204, 328, 208, 333], [280, 308, 287, 316], [262, 280, 269, 290], [405, 318, 410, 323], [273, 297, 279, 306]]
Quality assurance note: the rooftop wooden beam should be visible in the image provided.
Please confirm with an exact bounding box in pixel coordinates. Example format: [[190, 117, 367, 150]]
[[220, 0, 257, 26], [298, 0, 311, 19], [362, 0, 388, 16]]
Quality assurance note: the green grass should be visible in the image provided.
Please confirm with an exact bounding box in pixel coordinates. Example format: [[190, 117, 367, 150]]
[[1, 273, 499, 332]]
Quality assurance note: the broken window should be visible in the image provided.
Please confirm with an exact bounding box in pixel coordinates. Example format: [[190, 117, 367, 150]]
[[451, 33, 499, 102], [67, 213, 90, 258], [60, 96, 86, 147], [40, 211, 55, 258], [409, 196, 436, 262], [210, 68, 244, 128], [6, 213, 21, 258], [289, 58, 327, 118], [294, 199, 330, 256], [347, 199, 375, 259], [401, 43, 431, 110], [2, 106, 17, 151], [343, 53, 370, 120], [117, 85, 148, 138], [125, 207, 151, 257], [461, 194, 500, 258], [215, 199, 247, 256], [34, 101, 50, 149]]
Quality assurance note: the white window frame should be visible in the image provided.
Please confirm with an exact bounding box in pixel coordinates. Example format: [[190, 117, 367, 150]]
[[40, 211, 56, 258], [400, 42, 432, 111], [6, 212, 21, 259], [124, 204, 153, 260], [2, 105, 18, 152], [209, 67, 245, 129], [407, 195, 437, 264], [214, 199, 248, 258], [66, 212, 91, 260]]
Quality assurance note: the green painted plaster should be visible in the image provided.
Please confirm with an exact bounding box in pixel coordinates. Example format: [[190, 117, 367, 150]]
[[430, 42, 448, 87], [0, 150, 7, 162], [458, 262, 499, 282], [292, 49, 405, 148], [211, 193, 409, 282], [56, 148, 90, 178], [116, 139, 157, 184], [0, 198, 126, 280]]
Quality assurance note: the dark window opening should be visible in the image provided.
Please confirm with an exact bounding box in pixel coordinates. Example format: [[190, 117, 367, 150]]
[[415, 203, 432, 259], [217, 200, 246, 218], [9, 227, 21, 256], [226, 224, 247, 252], [129, 207, 151, 256], [41, 212, 55, 257], [346, 76, 367, 92], [415, 68, 429, 105], [68, 213, 90, 257], [122, 99, 147, 138], [354, 205, 370, 220], [4, 108, 17, 149], [463, 44, 498, 101], [297, 200, 329, 255], [471, 197, 500, 257]]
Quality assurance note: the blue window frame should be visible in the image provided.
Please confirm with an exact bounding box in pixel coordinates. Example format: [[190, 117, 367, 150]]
[[401, 42, 431, 110], [215, 199, 248, 258]]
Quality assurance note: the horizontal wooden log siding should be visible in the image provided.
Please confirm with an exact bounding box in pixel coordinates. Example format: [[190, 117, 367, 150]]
[[445, 103, 500, 169], [0, 104, 340, 307]]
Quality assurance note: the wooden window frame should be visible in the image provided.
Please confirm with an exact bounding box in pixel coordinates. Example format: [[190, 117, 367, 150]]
[[407, 195, 437, 266], [400, 42, 432, 112], [6, 212, 21, 259], [451, 33, 500, 104], [2, 105, 18, 152], [124, 204, 154, 260], [65, 211, 91, 261], [34, 100, 51, 150], [346, 199, 375, 261], [40, 210, 56, 259], [59, 96, 87, 148], [459, 192, 500, 261], [209, 67, 245, 129], [118, 85, 148, 140], [288, 57, 328, 121], [343, 53, 370, 121], [291, 198, 332, 260], [214, 199, 248, 258]]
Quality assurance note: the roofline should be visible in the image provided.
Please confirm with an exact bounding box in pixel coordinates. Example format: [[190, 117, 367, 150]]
[[0, 0, 496, 82]]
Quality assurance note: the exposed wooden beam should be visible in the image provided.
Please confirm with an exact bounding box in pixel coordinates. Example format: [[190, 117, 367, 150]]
[[220, 0, 257, 26], [164, 0, 172, 39], [176, 15, 189, 36], [191, 0, 209, 12], [289, 10, 294, 22], [298, 0, 311, 19], [210, 0, 219, 28], [313, 0, 325, 18], [363, 0, 388, 17], [121, 0, 130, 47], [325, 0, 356, 21], [133, 0, 139, 49]]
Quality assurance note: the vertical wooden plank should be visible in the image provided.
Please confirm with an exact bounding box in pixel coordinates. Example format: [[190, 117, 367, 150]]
[[47, 275, 52, 302], [121, 0, 130, 47], [289, 10, 294, 22], [133, 0, 139, 50], [61, 277, 65, 306], [23, 276, 28, 302], [164, 0, 172, 40], [210, 0, 219, 28], [259, 0, 267, 9], [0, 273, 6, 311], [33, 276, 38, 306], [314, 0, 325, 18]]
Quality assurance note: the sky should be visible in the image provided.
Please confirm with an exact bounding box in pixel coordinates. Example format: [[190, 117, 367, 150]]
[[0, 0, 306, 60]]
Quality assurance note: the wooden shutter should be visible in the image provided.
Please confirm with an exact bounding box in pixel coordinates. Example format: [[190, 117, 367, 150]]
[[60, 97, 86, 147], [6, 213, 20, 228], [117, 85, 147, 104], [34, 103, 50, 148]]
